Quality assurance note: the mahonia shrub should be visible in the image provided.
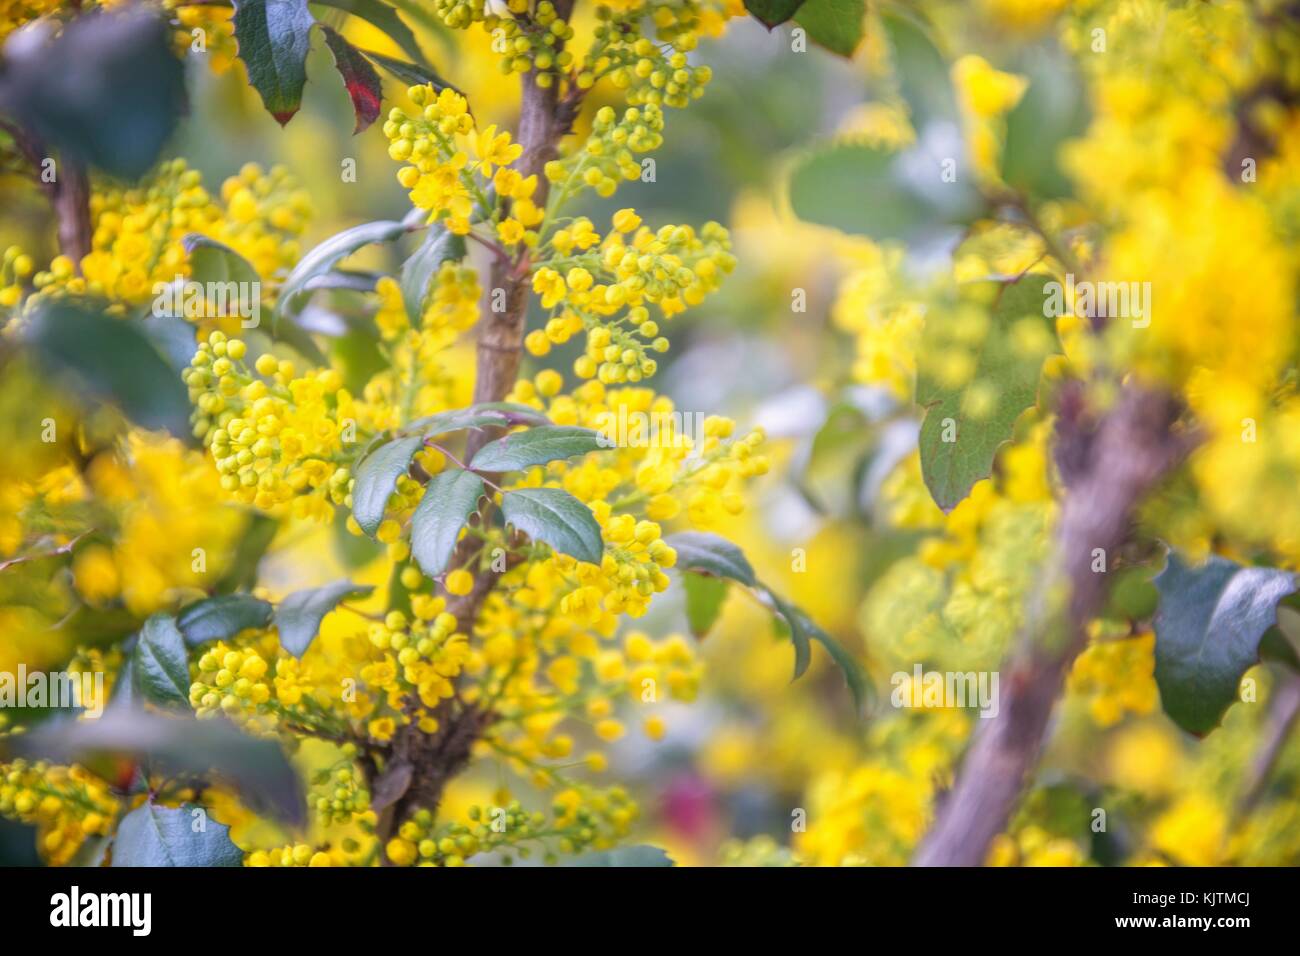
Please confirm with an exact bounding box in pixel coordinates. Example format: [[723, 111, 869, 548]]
[[2, 0, 1300, 872]]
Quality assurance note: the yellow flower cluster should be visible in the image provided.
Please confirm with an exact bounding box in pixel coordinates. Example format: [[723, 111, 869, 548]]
[[0, 760, 117, 866], [0, 0, 58, 43], [1066, 631, 1158, 728], [186, 332, 360, 519]]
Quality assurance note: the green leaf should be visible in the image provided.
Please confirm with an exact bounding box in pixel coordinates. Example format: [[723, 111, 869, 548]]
[[1153, 552, 1296, 736], [139, 313, 199, 374], [0, 10, 186, 179], [470, 425, 605, 472], [775, 595, 870, 713], [25, 299, 193, 441], [410, 469, 484, 578], [1002, 45, 1089, 200], [276, 218, 410, 323], [744, 0, 807, 28], [400, 224, 466, 324], [500, 488, 603, 565], [183, 234, 261, 287], [788, 141, 983, 241], [176, 595, 274, 646], [360, 48, 456, 93], [567, 845, 675, 867], [113, 803, 243, 867], [231, 0, 317, 125], [275, 579, 374, 657], [793, 0, 866, 57], [11, 710, 305, 825], [131, 615, 191, 710], [664, 531, 757, 587], [880, 9, 956, 127], [405, 402, 550, 436], [319, 24, 383, 133], [312, 0, 424, 63], [351, 435, 424, 537], [683, 573, 728, 638], [768, 591, 812, 679], [917, 275, 1058, 511]]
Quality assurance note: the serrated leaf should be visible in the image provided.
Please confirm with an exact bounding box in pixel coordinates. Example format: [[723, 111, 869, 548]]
[[360, 48, 455, 93], [567, 845, 675, 867], [744, 0, 806, 28], [11, 710, 305, 825], [1154, 552, 1296, 736], [500, 488, 603, 565], [276, 218, 409, 323], [788, 141, 983, 241], [793, 0, 866, 57], [664, 532, 757, 587], [351, 435, 424, 536], [917, 274, 1058, 511], [410, 469, 484, 578], [275, 579, 374, 657], [25, 299, 193, 441], [131, 615, 191, 709], [405, 402, 550, 437], [183, 234, 261, 287], [232, 0, 316, 125], [470, 425, 605, 472], [312, 0, 424, 63], [320, 24, 383, 133], [113, 803, 243, 867], [0, 10, 185, 179], [683, 573, 728, 638], [400, 224, 466, 323], [176, 595, 274, 646]]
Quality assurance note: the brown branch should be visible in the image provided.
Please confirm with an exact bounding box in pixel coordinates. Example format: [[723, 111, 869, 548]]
[[370, 10, 585, 857], [52, 157, 93, 269], [913, 384, 1193, 866]]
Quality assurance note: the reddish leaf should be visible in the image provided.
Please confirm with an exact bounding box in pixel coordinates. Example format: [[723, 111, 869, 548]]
[[320, 25, 383, 133]]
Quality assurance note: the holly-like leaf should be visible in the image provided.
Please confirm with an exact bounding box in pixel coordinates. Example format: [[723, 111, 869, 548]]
[[183, 234, 261, 287], [176, 595, 274, 646], [683, 573, 728, 638], [113, 803, 243, 867], [0, 9, 185, 179], [793, 0, 866, 57], [1154, 552, 1297, 736], [567, 845, 675, 867], [410, 469, 484, 578], [25, 299, 193, 442], [470, 425, 605, 472], [351, 435, 424, 536], [360, 48, 455, 93], [788, 141, 983, 241], [770, 592, 871, 712], [131, 615, 191, 709], [744, 0, 806, 29], [400, 223, 467, 323], [664, 531, 757, 587], [11, 711, 305, 825], [405, 402, 550, 437], [232, 0, 317, 125], [319, 25, 383, 133], [501, 488, 603, 565], [275, 580, 374, 657], [917, 274, 1058, 512], [276, 218, 410, 323], [312, 0, 425, 63]]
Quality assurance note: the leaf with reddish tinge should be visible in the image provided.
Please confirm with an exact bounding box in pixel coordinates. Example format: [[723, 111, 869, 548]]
[[232, 0, 316, 125], [320, 25, 383, 133]]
